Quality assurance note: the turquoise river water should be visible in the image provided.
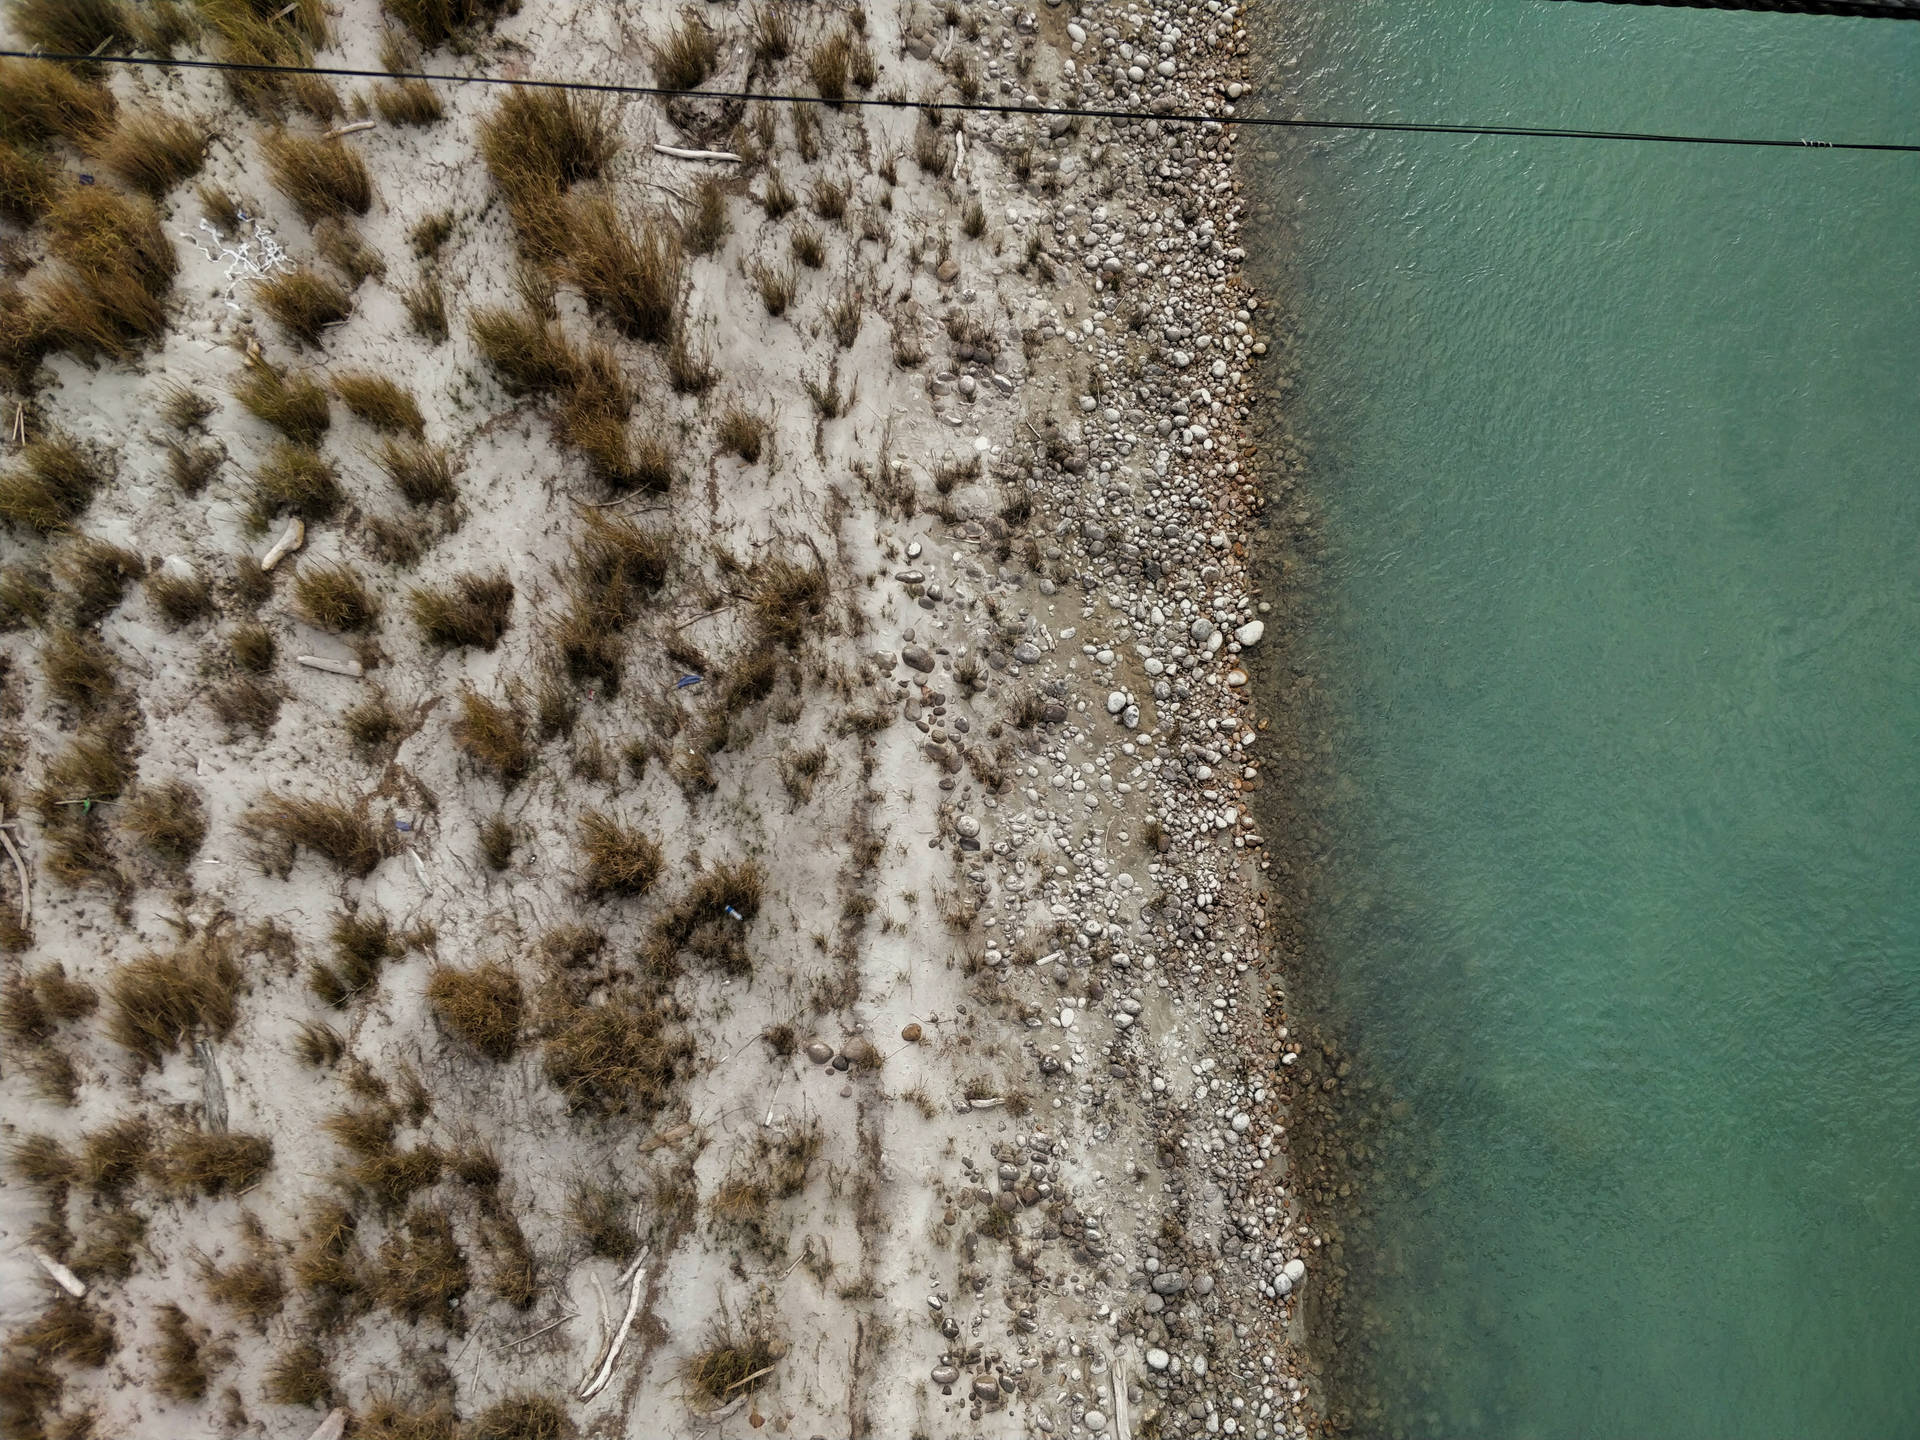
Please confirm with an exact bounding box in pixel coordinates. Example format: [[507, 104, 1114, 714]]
[[1249, 3, 1920, 1437]]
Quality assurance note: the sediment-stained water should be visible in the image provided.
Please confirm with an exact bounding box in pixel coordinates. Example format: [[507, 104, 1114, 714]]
[[1252, 4, 1920, 1436]]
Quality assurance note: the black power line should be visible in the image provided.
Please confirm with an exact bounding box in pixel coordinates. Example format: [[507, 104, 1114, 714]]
[[3, 48, 1917, 156]]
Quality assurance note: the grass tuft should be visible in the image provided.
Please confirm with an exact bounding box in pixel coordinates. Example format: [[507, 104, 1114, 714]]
[[0, 436, 106, 535], [453, 689, 529, 784], [152, 1303, 211, 1401], [542, 994, 686, 1117], [759, 166, 796, 219], [292, 560, 379, 632], [263, 132, 372, 222], [577, 810, 662, 897], [105, 935, 241, 1064], [0, 58, 117, 147], [254, 267, 352, 345], [234, 364, 330, 444], [41, 626, 120, 712], [54, 534, 143, 626], [375, 1203, 469, 1330], [121, 779, 208, 864], [682, 175, 729, 255], [375, 437, 458, 506], [687, 1331, 783, 1407], [144, 567, 214, 626], [567, 1182, 637, 1261], [89, 111, 206, 197], [10, 0, 131, 61], [426, 960, 523, 1059], [375, 77, 444, 125], [564, 193, 682, 343], [652, 12, 719, 91], [149, 1130, 273, 1197], [263, 1341, 334, 1408], [468, 1394, 576, 1440], [409, 571, 514, 649], [716, 404, 769, 463], [242, 791, 385, 877], [333, 371, 424, 434], [753, 556, 828, 648], [401, 274, 449, 341]]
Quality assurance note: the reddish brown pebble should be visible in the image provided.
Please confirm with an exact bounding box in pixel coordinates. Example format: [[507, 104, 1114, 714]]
[[902, 1023, 923, 1042]]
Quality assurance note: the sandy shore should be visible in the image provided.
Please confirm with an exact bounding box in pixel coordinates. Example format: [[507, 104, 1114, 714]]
[[0, 0, 1324, 1435]]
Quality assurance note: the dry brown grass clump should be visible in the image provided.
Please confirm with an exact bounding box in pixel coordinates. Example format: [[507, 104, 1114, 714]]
[[388, 0, 515, 49], [653, 13, 718, 90], [242, 791, 385, 877], [14, 1296, 116, 1368], [566, 1181, 638, 1261], [716, 404, 769, 463], [682, 175, 729, 256], [294, 1017, 346, 1066], [426, 960, 522, 1059], [467, 1394, 576, 1440], [263, 131, 372, 222], [0, 58, 116, 146], [75, 1116, 150, 1198], [148, 1129, 274, 1197], [478, 87, 618, 240], [0, 141, 59, 225], [375, 437, 458, 505], [687, 1330, 783, 1407], [45, 183, 177, 292], [143, 567, 214, 626], [105, 934, 241, 1064], [542, 993, 687, 1117], [750, 258, 795, 317], [0, 436, 106, 534], [469, 305, 578, 396], [479, 813, 515, 870], [234, 364, 330, 444], [255, 267, 352, 345], [333, 372, 424, 434], [577, 810, 662, 897], [375, 1203, 469, 1330], [753, 555, 828, 648], [409, 571, 514, 650], [288, 1198, 365, 1324], [89, 111, 206, 197], [375, 77, 444, 125], [54, 534, 144, 626], [41, 626, 120, 712], [292, 560, 379, 632], [120, 778, 208, 865], [358, 1400, 460, 1440], [263, 1340, 334, 1407], [0, 562, 51, 629], [0, 965, 98, 1043], [401, 273, 448, 341], [203, 1248, 286, 1327], [151, 1303, 211, 1401], [10, 0, 130, 57], [452, 689, 529, 785], [308, 907, 403, 1005], [8, 1131, 75, 1189], [564, 192, 682, 343]]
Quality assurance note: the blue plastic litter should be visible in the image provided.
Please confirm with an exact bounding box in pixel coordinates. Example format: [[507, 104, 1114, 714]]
[[725, 906, 744, 921], [675, 674, 703, 690]]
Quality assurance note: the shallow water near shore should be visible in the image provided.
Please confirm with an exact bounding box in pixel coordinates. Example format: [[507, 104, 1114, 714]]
[[1252, 3, 1920, 1436]]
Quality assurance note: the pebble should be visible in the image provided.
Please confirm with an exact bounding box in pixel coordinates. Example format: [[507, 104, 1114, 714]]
[[932, 1365, 959, 1386], [1234, 619, 1265, 647], [805, 1042, 832, 1065], [901, 1023, 922, 1042], [1084, 1408, 1108, 1431], [1106, 690, 1127, 715], [1014, 642, 1042, 664], [1147, 1348, 1171, 1372], [902, 645, 935, 673]]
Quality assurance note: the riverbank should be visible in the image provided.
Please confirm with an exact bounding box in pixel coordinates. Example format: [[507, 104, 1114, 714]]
[[0, 0, 1325, 1434]]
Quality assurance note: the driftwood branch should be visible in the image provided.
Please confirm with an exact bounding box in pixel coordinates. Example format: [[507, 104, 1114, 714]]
[[653, 144, 739, 162], [296, 655, 365, 678]]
